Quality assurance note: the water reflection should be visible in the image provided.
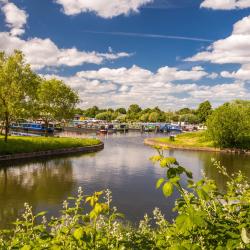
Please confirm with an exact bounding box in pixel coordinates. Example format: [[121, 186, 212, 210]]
[[0, 132, 249, 228], [0, 158, 74, 227]]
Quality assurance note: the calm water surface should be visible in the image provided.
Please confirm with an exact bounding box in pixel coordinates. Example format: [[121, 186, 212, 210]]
[[0, 132, 250, 228]]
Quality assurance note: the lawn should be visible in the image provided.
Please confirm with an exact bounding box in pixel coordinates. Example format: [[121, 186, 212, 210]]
[[0, 136, 101, 155], [154, 131, 215, 148]]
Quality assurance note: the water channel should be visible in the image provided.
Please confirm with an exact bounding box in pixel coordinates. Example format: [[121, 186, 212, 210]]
[[0, 131, 250, 228]]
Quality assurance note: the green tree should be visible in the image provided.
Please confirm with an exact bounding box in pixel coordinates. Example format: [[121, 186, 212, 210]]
[[116, 108, 126, 114], [0, 51, 39, 142], [197, 100, 212, 123], [148, 112, 160, 122], [84, 106, 99, 118], [36, 78, 79, 128], [206, 101, 250, 149], [140, 113, 149, 122], [177, 107, 192, 115], [127, 104, 142, 114], [180, 114, 199, 124], [95, 111, 113, 121]]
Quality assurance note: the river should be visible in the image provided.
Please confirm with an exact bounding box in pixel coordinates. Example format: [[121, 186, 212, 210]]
[[0, 131, 250, 228]]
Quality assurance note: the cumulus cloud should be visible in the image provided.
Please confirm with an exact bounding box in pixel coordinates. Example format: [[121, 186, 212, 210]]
[[186, 15, 250, 80], [1, 1, 28, 36], [200, 0, 250, 10], [42, 65, 249, 109], [0, 32, 132, 69], [54, 0, 153, 18]]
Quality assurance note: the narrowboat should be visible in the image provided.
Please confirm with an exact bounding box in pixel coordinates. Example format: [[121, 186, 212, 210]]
[[10, 123, 54, 133], [159, 124, 182, 133]]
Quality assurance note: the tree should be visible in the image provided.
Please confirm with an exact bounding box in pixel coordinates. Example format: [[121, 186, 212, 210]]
[[180, 114, 199, 124], [196, 100, 212, 123], [116, 108, 126, 114], [148, 112, 160, 122], [127, 104, 142, 114], [206, 101, 250, 149], [36, 78, 79, 127], [95, 111, 113, 121], [177, 107, 192, 115], [0, 51, 40, 142], [84, 106, 99, 118], [140, 113, 149, 122]]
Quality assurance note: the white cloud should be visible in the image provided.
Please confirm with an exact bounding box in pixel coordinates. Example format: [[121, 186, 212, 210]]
[[221, 64, 250, 80], [76, 65, 208, 84], [1, 1, 28, 36], [186, 15, 250, 80], [201, 0, 250, 10], [186, 16, 250, 65], [0, 32, 132, 69], [207, 72, 219, 79], [54, 0, 153, 18], [42, 65, 249, 109]]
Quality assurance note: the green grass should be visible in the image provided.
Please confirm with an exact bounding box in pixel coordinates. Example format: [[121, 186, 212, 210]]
[[155, 131, 215, 148], [0, 136, 101, 155]]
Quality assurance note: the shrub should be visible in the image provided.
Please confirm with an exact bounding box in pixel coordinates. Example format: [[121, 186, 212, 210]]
[[206, 100, 250, 149]]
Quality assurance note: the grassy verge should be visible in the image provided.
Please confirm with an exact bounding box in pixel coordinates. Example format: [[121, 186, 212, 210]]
[[0, 136, 102, 155], [154, 131, 215, 149]]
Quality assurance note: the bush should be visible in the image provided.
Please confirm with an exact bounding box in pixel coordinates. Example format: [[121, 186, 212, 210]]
[[206, 101, 250, 149], [0, 152, 249, 249]]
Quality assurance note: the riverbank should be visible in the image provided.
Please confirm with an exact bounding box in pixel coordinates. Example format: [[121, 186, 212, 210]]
[[0, 136, 103, 161], [144, 132, 250, 154]]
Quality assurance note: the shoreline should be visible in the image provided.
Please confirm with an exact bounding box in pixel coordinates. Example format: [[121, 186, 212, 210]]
[[144, 138, 250, 155], [0, 142, 104, 162]]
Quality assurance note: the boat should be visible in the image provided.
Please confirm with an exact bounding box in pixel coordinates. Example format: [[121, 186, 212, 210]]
[[115, 124, 129, 132], [159, 124, 182, 133], [97, 125, 108, 135], [10, 123, 54, 133], [107, 124, 117, 134]]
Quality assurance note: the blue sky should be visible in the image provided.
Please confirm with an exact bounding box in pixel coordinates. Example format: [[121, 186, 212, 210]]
[[0, 0, 250, 109]]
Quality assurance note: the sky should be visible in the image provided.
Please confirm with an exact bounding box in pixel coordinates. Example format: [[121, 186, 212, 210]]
[[0, 0, 250, 110]]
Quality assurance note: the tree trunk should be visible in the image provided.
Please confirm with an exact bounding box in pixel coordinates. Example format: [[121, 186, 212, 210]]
[[4, 112, 9, 142]]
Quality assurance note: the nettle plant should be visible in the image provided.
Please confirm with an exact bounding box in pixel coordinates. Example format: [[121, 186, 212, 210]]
[[0, 148, 249, 249]]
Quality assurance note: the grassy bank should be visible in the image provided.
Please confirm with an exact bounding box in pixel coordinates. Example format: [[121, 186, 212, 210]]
[[153, 131, 215, 149], [0, 136, 101, 155]]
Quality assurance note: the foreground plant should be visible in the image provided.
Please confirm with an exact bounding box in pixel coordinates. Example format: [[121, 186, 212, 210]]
[[0, 149, 249, 249]]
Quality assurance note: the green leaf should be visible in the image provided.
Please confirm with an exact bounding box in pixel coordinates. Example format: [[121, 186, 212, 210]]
[[156, 178, 165, 189], [162, 182, 174, 197], [35, 211, 47, 217], [241, 228, 250, 244], [167, 168, 177, 178], [73, 228, 84, 240], [169, 176, 181, 184], [160, 157, 177, 168], [21, 246, 31, 250]]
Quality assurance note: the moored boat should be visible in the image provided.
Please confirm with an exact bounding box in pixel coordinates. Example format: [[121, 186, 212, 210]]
[[10, 123, 54, 133]]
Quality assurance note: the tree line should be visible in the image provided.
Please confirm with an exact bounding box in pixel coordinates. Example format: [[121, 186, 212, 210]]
[[0, 51, 79, 142], [75, 101, 213, 124]]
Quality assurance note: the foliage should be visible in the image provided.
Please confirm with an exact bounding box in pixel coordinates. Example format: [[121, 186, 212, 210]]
[[0, 51, 40, 142], [196, 100, 212, 123], [0, 152, 249, 249], [35, 78, 79, 126], [206, 100, 250, 149], [115, 108, 127, 114], [0, 136, 101, 155], [180, 114, 200, 124], [95, 111, 114, 122], [148, 112, 160, 122]]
